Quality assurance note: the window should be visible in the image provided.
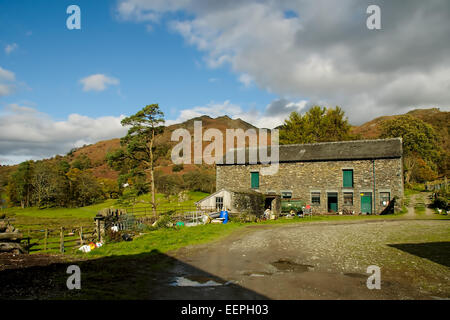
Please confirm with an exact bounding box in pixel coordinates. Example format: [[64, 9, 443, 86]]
[[380, 192, 390, 206], [343, 192, 353, 205], [251, 172, 259, 189], [311, 192, 321, 205], [215, 197, 223, 210], [281, 191, 292, 199], [343, 169, 353, 188]]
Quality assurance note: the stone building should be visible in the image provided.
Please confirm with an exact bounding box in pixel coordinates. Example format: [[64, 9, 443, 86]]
[[216, 138, 403, 215]]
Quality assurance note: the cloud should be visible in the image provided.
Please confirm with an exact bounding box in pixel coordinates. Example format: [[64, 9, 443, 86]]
[[0, 66, 16, 97], [117, 0, 450, 124], [265, 99, 308, 117], [0, 104, 128, 165], [238, 74, 253, 87], [79, 74, 120, 92], [5, 43, 18, 55]]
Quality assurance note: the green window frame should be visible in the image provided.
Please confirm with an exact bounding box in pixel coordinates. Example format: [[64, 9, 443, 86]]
[[343, 169, 353, 188], [251, 172, 259, 189]]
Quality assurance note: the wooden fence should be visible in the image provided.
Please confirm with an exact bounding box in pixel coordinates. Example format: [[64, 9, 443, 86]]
[[24, 225, 97, 253], [20, 206, 220, 254]]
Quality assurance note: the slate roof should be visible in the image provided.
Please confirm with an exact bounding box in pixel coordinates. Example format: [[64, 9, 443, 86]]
[[218, 138, 402, 165]]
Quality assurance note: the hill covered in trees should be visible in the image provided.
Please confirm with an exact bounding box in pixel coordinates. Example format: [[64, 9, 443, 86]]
[[0, 107, 448, 209]]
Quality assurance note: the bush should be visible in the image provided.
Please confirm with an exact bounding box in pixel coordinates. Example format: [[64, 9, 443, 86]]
[[432, 196, 449, 210], [153, 214, 174, 229], [182, 169, 215, 193], [235, 211, 258, 223], [172, 164, 184, 172]]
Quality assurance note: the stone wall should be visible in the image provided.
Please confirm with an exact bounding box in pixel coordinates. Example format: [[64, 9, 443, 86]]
[[216, 158, 403, 214]]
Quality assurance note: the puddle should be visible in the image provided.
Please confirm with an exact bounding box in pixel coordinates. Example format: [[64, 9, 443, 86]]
[[169, 275, 229, 287], [343, 272, 367, 279], [243, 271, 272, 277], [271, 259, 314, 273]]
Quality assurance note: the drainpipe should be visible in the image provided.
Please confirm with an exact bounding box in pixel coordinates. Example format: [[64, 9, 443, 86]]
[[372, 159, 376, 215]]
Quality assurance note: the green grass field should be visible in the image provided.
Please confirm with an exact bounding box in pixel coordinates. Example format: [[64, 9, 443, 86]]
[[3, 188, 448, 258], [2, 191, 208, 230]]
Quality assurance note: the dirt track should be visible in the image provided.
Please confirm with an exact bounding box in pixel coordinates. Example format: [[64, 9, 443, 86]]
[[157, 219, 450, 300]]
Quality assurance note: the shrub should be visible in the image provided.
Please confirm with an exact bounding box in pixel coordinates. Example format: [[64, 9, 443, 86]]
[[432, 196, 448, 210], [235, 211, 258, 223], [172, 164, 184, 172]]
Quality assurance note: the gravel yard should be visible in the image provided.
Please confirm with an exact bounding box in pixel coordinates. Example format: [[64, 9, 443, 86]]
[[1, 218, 448, 300], [165, 219, 450, 299]]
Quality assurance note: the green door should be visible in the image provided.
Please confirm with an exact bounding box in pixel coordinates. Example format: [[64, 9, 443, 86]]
[[330, 202, 338, 212], [361, 193, 372, 214], [328, 192, 338, 213], [251, 172, 259, 189]]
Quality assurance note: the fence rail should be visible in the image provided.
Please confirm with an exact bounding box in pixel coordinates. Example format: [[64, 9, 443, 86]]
[[19, 205, 221, 254], [24, 225, 96, 253]]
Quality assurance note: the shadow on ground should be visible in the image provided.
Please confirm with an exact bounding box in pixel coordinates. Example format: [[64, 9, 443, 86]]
[[388, 242, 450, 268], [0, 250, 267, 300]]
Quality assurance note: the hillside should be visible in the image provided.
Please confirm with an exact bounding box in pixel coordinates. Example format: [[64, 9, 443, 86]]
[[34, 115, 261, 180], [351, 108, 449, 151], [1, 108, 448, 183]]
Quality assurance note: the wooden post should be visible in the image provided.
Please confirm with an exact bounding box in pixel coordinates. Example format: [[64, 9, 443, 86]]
[[60, 227, 64, 253], [79, 226, 84, 245], [44, 228, 48, 251]]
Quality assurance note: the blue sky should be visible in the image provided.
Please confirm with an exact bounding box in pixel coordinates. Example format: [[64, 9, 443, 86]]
[[0, 0, 275, 121], [1, 0, 449, 164]]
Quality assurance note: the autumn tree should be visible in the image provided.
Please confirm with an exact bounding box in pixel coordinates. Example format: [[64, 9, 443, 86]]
[[279, 106, 353, 144], [380, 115, 441, 184], [7, 161, 34, 208], [98, 178, 121, 199], [109, 104, 165, 215], [66, 168, 102, 207]]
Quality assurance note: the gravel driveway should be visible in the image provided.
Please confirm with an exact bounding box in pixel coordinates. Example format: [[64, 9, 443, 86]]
[[159, 219, 450, 299]]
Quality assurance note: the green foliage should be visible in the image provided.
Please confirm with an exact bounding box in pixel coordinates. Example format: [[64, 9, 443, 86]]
[[58, 160, 71, 174], [32, 161, 70, 208], [279, 106, 353, 144], [380, 115, 440, 163], [109, 104, 165, 212], [152, 214, 174, 229], [380, 115, 442, 183], [7, 161, 34, 208], [115, 188, 140, 208], [432, 197, 448, 210], [154, 170, 184, 196], [182, 169, 216, 194], [98, 178, 121, 199], [66, 168, 103, 207], [71, 154, 92, 170], [172, 164, 184, 172], [235, 211, 259, 223], [6, 159, 106, 209]]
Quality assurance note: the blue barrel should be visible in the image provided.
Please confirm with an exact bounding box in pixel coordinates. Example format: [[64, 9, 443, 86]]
[[220, 210, 229, 224]]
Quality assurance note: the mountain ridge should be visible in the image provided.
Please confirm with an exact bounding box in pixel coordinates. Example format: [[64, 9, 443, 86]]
[[1, 108, 448, 182]]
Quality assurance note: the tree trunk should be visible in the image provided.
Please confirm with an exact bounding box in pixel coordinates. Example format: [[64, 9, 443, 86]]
[[150, 129, 156, 216]]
